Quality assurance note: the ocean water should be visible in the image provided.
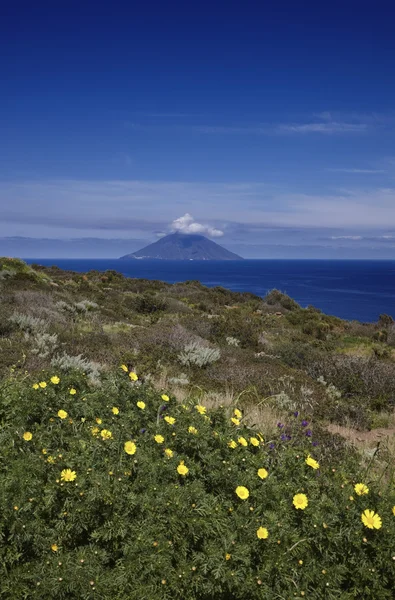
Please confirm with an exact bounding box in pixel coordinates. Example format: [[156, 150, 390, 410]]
[[25, 259, 395, 323]]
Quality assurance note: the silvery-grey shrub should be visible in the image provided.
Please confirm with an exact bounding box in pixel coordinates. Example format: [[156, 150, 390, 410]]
[[51, 352, 102, 384], [226, 336, 240, 347], [9, 312, 47, 334], [178, 341, 221, 368], [29, 332, 58, 358]]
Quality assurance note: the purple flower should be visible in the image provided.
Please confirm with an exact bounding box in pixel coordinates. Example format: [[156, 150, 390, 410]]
[[277, 422, 284, 429], [269, 443, 275, 450], [305, 429, 312, 437], [301, 420, 309, 427], [140, 428, 146, 434], [280, 434, 288, 441], [160, 404, 167, 413], [312, 441, 319, 447], [293, 411, 299, 418]]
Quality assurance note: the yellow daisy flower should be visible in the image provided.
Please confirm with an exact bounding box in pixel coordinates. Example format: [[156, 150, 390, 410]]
[[235, 486, 249, 500], [124, 441, 136, 455], [188, 426, 198, 434], [161, 394, 170, 401], [129, 372, 138, 381], [293, 493, 308, 510], [100, 429, 112, 440], [96, 418, 102, 424], [258, 468, 268, 480], [51, 544, 58, 552], [177, 461, 189, 476], [361, 509, 382, 529], [112, 407, 119, 415], [69, 388, 76, 395], [237, 436, 248, 447], [154, 435, 164, 444], [164, 448, 174, 458], [392, 506, 395, 516], [256, 527, 269, 539], [32, 383, 39, 390], [305, 455, 320, 470], [354, 483, 369, 496], [60, 469, 77, 482], [91, 426, 99, 436], [137, 401, 145, 410], [120, 364, 128, 372], [231, 417, 240, 426], [195, 404, 207, 415], [164, 416, 176, 425], [57, 410, 68, 419], [23, 431, 33, 441], [50, 376, 60, 384], [228, 440, 238, 448], [250, 437, 260, 446], [39, 381, 47, 388], [225, 553, 231, 561], [234, 408, 242, 419]]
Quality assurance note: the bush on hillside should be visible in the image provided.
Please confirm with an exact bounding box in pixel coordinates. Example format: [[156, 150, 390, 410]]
[[1, 368, 394, 599]]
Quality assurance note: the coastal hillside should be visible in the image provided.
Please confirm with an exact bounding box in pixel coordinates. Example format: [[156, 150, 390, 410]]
[[120, 232, 243, 260], [1, 257, 394, 598]]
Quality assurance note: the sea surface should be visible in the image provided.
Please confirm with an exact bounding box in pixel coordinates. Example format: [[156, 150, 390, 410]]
[[25, 259, 395, 323]]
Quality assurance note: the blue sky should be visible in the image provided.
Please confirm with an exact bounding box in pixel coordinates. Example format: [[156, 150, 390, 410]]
[[1, 0, 395, 258]]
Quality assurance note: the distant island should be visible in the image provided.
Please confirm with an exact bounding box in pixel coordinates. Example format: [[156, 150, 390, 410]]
[[120, 232, 243, 260]]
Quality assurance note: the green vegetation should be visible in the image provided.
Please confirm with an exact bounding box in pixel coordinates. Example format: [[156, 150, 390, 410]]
[[1, 258, 395, 598]]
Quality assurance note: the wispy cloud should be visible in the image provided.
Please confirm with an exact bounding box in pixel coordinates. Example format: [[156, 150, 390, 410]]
[[326, 168, 385, 174], [276, 122, 368, 134]]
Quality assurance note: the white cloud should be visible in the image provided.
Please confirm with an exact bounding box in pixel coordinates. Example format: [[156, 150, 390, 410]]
[[330, 235, 363, 240], [171, 213, 223, 237], [276, 122, 368, 134], [326, 168, 385, 174]]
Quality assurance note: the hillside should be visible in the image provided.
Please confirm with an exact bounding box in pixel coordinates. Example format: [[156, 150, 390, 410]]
[[120, 232, 243, 260], [1, 257, 395, 598]]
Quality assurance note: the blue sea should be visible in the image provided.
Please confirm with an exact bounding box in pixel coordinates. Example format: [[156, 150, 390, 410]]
[[25, 259, 395, 323]]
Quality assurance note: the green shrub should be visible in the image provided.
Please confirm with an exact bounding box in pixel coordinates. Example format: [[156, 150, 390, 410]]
[[1, 369, 394, 599]]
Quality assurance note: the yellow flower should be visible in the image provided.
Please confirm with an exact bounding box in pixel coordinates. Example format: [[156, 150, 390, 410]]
[[361, 509, 382, 530], [164, 448, 174, 458], [51, 376, 60, 384], [96, 418, 102, 424], [250, 437, 260, 447], [188, 426, 198, 434], [91, 426, 99, 436], [112, 407, 119, 415], [293, 493, 308, 510], [354, 483, 369, 496], [23, 431, 33, 441], [305, 455, 320, 470], [57, 410, 68, 419], [60, 469, 77, 482], [237, 437, 248, 447], [124, 441, 136, 455], [177, 461, 189, 476], [228, 440, 237, 448], [392, 506, 395, 516], [164, 416, 176, 425], [32, 383, 39, 390], [137, 401, 145, 410], [120, 364, 128, 372], [161, 394, 170, 401], [42, 448, 47, 454], [257, 433, 264, 442], [258, 468, 268, 480], [69, 388, 76, 395], [129, 372, 138, 381], [195, 404, 207, 415], [39, 381, 47, 388], [235, 486, 249, 500], [225, 553, 231, 560], [51, 544, 58, 552], [47, 456, 55, 464], [256, 527, 269, 539], [231, 417, 240, 426], [234, 408, 242, 419], [100, 429, 112, 440], [154, 435, 164, 444]]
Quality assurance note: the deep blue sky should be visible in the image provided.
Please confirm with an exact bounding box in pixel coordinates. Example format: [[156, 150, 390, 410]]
[[1, 0, 395, 257]]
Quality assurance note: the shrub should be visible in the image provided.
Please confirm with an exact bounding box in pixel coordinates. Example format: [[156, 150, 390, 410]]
[[9, 312, 48, 334], [263, 289, 300, 311], [0, 371, 394, 599], [50, 352, 102, 384], [178, 342, 221, 368]]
